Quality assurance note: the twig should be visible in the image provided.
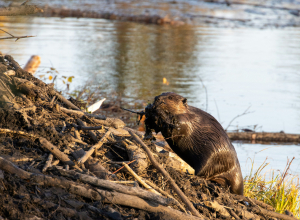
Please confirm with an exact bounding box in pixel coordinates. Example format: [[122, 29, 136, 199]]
[[214, 99, 221, 122], [51, 160, 60, 166], [50, 96, 56, 106], [110, 181, 137, 184], [145, 179, 187, 214], [225, 106, 254, 131], [228, 208, 240, 220], [42, 153, 53, 172], [199, 78, 208, 111], [277, 157, 295, 189], [72, 123, 103, 131], [122, 162, 160, 195], [78, 130, 111, 165], [120, 107, 145, 115], [0, 29, 35, 42], [49, 90, 80, 110], [39, 137, 82, 171], [128, 130, 203, 218], [74, 130, 82, 140], [108, 161, 131, 164], [111, 160, 136, 175], [76, 119, 98, 142], [60, 121, 66, 134]]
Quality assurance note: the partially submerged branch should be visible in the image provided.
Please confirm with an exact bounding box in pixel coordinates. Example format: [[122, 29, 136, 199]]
[[0, 29, 35, 42]]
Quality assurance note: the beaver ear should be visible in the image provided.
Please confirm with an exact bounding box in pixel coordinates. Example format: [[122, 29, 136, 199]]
[[182, 98, 187, 105]]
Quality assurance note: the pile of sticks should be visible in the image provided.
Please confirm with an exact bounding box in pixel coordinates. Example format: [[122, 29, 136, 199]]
[[0, 54, 296, 220]]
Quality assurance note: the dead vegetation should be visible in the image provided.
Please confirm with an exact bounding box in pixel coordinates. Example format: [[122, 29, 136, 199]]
[[0, 54, 297, 219]]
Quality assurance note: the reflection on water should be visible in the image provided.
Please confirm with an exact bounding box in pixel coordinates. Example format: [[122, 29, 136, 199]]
[[234, 142, 300, 178], [1, 16, 300, 176]]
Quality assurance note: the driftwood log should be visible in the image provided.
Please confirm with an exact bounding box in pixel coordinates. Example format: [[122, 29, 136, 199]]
[[227, 132, 300, 143]]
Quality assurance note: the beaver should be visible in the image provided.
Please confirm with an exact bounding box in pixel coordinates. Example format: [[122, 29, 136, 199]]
[[144, 92, 244, 195]]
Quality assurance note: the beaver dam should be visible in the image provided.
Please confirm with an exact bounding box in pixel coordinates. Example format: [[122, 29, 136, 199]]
[[0, 54, 297, 219]]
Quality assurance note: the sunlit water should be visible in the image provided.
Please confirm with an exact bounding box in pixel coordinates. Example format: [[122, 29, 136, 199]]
[[0, 16, 300, 178]]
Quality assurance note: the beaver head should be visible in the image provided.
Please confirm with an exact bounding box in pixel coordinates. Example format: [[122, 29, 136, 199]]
[[145, 92, 189, 135], [145, 92, 244, 195]]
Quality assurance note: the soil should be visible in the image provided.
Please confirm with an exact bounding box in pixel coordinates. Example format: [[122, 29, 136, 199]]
[[0, 54, 296, 220]]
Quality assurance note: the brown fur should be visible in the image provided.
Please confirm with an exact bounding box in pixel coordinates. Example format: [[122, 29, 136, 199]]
[[145, 92, 244, 195]]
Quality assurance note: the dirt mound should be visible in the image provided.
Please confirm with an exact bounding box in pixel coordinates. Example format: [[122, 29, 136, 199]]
[[0, 54, 296, 220]]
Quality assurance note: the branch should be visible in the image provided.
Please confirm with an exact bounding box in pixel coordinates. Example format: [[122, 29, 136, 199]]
[[0, 29, 35, 41], [77, 130, 111, 165], [120, 107, 145, 115], [225, 106, 254, 131], [199, 78, 208, 111], [122, 162, 160, 195], [128, 130, 203, 218]]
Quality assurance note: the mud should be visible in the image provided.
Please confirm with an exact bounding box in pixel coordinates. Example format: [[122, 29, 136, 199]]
[[14, 0, 300, 28], [0, 54, 296, 219]]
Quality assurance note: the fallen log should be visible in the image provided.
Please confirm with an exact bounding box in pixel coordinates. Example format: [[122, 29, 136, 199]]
[[227, 132, 300, 143]]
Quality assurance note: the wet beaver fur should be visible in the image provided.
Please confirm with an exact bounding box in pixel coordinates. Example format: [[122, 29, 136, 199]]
[[144, 92, 244, 195]]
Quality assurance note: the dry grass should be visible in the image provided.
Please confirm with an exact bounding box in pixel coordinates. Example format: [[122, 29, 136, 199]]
[[244, 158, 300, 218]]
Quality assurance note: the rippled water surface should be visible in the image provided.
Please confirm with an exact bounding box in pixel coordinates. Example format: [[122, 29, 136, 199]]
[[1, 16, 300, 177]]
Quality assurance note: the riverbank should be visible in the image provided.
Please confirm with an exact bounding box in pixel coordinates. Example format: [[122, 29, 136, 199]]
[[29, 0, 300, 28]]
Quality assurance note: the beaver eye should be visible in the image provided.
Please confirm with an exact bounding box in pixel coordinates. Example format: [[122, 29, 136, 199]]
[[168, 96, 173, 100], [182, 98, 187, 105]]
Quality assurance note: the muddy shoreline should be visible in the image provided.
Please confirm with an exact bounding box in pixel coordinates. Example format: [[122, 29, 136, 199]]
[[24, 0, 300, 28]]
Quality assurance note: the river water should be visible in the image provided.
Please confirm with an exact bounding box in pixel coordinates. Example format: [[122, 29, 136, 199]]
[[0, 16, 299, 178]]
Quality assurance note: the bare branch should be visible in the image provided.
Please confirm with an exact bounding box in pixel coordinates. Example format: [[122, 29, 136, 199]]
[[225, 106, 254, 131], [0, 29, 35, 41], [199, 78, 208, 111], [120, 107, 145, 115]]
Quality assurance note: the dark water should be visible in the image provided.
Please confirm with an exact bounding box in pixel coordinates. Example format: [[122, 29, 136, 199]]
[[0, 16, 299, 177]]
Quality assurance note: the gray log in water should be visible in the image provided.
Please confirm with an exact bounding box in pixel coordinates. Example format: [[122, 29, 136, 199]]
[[227, 132, 300, 143]]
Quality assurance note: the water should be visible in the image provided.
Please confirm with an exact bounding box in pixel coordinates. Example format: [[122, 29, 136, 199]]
[[0, 16, 299, 177]]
